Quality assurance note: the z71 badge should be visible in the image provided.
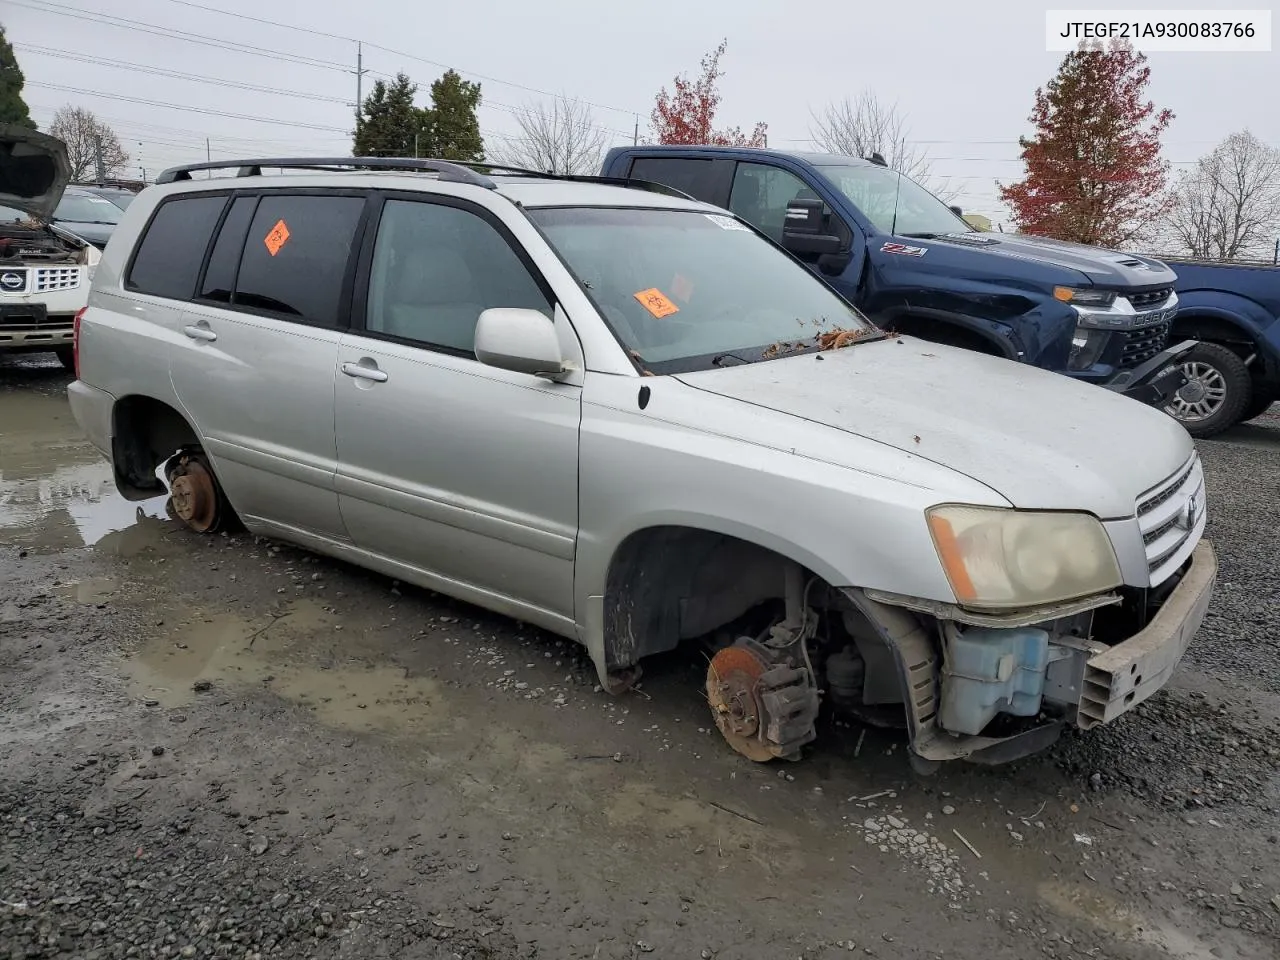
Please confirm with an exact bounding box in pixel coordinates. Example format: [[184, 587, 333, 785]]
[[881, 242, 928, 257]]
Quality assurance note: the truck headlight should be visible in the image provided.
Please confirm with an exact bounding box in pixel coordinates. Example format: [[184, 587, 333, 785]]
[[1054, 286, 1116, 307], [926, 505, 1122, 610], [1067, 326, 1110, 370]]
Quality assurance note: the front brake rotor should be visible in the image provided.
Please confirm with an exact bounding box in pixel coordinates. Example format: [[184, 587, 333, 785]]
[[706, 645, 774, 762], [168, 457, 218, 533]]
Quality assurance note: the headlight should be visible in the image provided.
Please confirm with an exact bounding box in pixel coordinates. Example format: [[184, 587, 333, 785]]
[[926, 505, 1122, 610], [1067, 326, 1110, 371], [1053, 286, 1116, 307]]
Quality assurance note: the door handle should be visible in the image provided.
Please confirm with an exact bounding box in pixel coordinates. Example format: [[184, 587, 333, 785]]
[[183, 324, 217, 342], [341, 361, 388, 383]]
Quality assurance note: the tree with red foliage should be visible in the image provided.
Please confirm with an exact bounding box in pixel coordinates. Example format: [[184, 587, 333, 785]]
[[650, 40, 767, 147], [999, 40, 1173, 248]]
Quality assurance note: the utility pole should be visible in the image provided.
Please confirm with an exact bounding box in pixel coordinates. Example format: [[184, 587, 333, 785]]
[[206, 137, 212, 178], [632, 114, 638, 146], [94, 134, 106, 185], [352, 41, 368, 146]]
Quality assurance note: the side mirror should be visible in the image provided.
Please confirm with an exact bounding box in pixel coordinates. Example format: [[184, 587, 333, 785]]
[[949, 205, 964, 218], [782, 197, 843, 256], [474, 307, 569, 379]]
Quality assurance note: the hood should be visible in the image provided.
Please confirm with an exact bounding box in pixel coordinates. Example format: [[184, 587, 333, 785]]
[[675, 338, 1193, 519], [0, 125, 71, 221], [926, 231, 1176, 289]]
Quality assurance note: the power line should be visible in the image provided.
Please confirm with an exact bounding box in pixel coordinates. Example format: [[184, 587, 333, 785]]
[[26, 82, 352, 133], [10, 0, 352, 73], [151, 0, 645, 117], [15, 44, 352, 104]]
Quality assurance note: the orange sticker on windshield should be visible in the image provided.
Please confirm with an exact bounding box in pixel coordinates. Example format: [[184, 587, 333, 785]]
[[634, 288, 679, 319], [263, 219, 291, 257]]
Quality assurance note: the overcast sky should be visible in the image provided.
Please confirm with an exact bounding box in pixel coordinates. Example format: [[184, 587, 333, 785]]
[[5, 0, 1277, 225]]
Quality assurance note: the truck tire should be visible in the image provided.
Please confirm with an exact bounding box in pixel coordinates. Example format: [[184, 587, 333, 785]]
[[1163, 342, 1252, 439], [1239, 386, 1277, 423]]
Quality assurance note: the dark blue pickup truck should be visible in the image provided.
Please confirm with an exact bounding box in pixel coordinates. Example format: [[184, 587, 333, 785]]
[[1155, 259, 1280, 436], [600, 146, 1193, 417]]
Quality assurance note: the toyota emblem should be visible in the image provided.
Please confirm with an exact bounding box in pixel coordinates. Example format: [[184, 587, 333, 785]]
[[0, 270, 24, 291]]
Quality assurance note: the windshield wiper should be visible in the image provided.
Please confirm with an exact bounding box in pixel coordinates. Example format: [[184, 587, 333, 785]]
[[899, 232, 938, 239], [711, 352, 751, 367]]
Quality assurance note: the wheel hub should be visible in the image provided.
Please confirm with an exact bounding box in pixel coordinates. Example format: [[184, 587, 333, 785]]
[[1165, 360, 1227, 422], [168, 459, 218, 532], [706, 646, 773, 762]]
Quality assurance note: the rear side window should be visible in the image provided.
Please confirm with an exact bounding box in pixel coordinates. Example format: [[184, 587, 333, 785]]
[[199, 195, 257, 304], [627, 157, 717, 201], [126, 195, 226, 300], [232, 195, 365, 326]]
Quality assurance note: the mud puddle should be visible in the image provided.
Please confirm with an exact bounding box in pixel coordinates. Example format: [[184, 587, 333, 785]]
[[0, 387, 167, 551], [127, 598, 449, 735]]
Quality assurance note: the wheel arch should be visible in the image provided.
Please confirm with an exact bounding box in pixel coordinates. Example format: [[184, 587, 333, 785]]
[[1172, 300, 1275, 379], [599, 521, 848, 677], [110, 394, 202, 501], [877, 308, 1015, 359]]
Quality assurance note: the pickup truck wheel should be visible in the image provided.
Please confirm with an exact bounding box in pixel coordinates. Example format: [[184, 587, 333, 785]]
[[164, 452, 234, 534], [1163, 343, 1251, 438], [1239, 387, 1277, 423]]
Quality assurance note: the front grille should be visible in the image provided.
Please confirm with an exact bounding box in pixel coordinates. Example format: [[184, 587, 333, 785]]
[[0, 312, 70, 330], [33, 266, 81, 292], [1136, 455, 1204, 585], [1119, 320, 1170, 368], [1128, 287, 1173, 309]]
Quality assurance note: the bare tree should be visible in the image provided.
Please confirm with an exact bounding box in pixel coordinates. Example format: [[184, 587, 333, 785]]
[[488, 95, 606, 175], [809, 93, 953, 199], [1163, 130, 1280, 260], [48, 105, 129, 182]]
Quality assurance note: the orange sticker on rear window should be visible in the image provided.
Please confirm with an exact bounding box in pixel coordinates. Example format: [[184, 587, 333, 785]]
[[633, 288, 679, 319], [263, 219, 291, 257]]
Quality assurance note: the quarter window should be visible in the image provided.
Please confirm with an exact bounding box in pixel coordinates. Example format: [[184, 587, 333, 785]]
[[627, 157, 716, 201], [364, 199, 551, 355], [126, 195, 227, 300], [233, 195, 365, 326], [728, 162, 814, 243]]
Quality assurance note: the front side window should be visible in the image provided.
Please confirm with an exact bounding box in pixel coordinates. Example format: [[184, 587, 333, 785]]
[[364, 198, 551, 354], [233, 195, 365, 325], [727, 162, 812, 243], [529, 206, 877, 373], [818, 164, 971, 238], [126, 195, 227, 300]]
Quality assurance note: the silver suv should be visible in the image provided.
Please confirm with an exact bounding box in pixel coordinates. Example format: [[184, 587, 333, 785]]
[[46, 153, 1216, 769]]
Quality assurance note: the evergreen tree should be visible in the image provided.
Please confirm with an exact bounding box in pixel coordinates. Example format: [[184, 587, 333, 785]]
[[421, 70, 483, 162], [353, 73, 423, 157], [0, 24, 36, 129], [999, 40, 1173, 247]]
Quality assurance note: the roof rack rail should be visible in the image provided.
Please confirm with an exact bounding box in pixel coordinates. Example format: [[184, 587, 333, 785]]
[[450, 162, 696, 202], [154, 157, 496, 188]]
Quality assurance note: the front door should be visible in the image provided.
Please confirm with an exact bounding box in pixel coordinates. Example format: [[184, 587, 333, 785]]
[[333, 194, 582, 632], [169, 191, 368, 542]]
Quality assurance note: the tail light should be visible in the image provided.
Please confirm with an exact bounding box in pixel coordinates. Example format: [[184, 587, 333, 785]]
[[73, 307, 86, 380]]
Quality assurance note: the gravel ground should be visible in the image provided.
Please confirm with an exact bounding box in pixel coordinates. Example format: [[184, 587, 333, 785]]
[[3, 357, 1279, 960]]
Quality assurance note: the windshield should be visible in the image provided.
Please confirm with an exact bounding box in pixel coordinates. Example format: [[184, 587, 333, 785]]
[[95, 191, 135, 210], [53, 193, 124, 225], [818, 164, 972, 238], [0, 205, 35, 223], [529, 206, 877, 373]]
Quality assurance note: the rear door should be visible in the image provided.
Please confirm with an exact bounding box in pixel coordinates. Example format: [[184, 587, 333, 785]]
[[165, 190, 369, 543], [623, 155, 734, 207], [332, 192, 582, 632]]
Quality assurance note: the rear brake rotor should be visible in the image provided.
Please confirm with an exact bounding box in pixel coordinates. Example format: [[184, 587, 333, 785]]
[[706, 645, 774, 762], [168, 458, 218, 533]]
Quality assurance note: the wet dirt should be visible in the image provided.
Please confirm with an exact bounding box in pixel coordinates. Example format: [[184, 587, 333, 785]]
[[3, 357, 1279, 959]]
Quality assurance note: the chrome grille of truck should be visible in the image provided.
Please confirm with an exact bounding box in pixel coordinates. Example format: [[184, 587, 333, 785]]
[[1136, 454, 1205, 586], [1128, 287, 1173, 309], [1120, 320, 1171, 367], [33, 267, 82, 292]]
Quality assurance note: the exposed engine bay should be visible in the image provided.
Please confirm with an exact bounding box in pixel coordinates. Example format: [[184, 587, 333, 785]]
[[0, 213, 92, 266]]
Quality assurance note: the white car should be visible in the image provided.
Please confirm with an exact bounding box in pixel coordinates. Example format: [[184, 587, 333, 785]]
[[36, 145, 1216, 770], [1, 127, 100, 369]]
